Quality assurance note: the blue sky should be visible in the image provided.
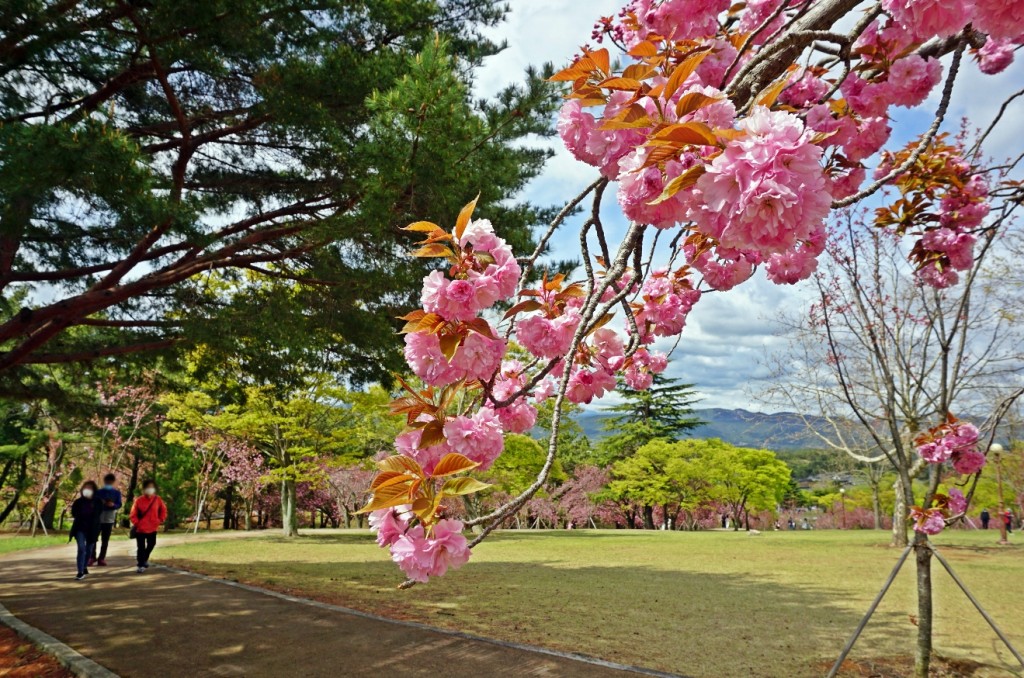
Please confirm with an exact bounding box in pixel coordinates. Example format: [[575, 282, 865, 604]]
[[470, 1, 1024, 410]]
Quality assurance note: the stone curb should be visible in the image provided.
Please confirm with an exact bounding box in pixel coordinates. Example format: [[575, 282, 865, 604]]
[[158, 564, 689, 678], [0, 601, 120, 678]]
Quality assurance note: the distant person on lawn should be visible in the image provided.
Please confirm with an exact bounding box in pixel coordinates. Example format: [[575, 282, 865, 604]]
[[69, 481, 101, 581], [981, 508, 990, 529], [130, 480, 167, 574], [90, 473, 122, 567]]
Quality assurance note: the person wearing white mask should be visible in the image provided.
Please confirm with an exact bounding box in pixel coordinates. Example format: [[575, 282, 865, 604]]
[[129, 479, 167, 573], [68, 481, 101, 581]]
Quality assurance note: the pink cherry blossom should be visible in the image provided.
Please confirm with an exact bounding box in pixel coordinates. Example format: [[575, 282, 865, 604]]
[[840, 74, 890, 118], [694, 107, 830, 255], [689, 248, 756, 291], [516, 312, 580, 359], [629, 0, 730, 42], [911, 506, 946, 535], [843, 116, 892, 163], [678, 86, 737, 129], [916, 264, 960, 289], [780, 69, 830, 108], [450, 330, 506, 382], [805, 104, 856, 150], [828, 166, 866, 201], [566, 366, 617, 404], [460, 218, 501, 253], [917, 440, 954, 464], [390, 525, 433, 582], [951, 449, 986, 475], [947, 422, 980, 448], [369, 507, 409, 548], [404, 332, 460, 386], [533, 378, 556, 403], [920, 228, 976, 271], [885, 56, 942, 109], [425, 519, 472, 576], [972, 0, 1024, 41], [558, 100, 602, 167], [764, 245, 820, 285], [617, 149, 694, 229], [495, 400, 537, 434], [443, 407, 505, 470], [592, 328, 625, 368], [947, 487, 967, 515], [395, 428, 448, 476], [695, 38, 741, 87], [738, 0, 787, 43], [389, 520, 471, 583], [881, 0, 970, 40], [421, 275, 481, 322]]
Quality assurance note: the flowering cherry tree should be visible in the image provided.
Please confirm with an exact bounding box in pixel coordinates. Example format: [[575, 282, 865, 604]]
[[358, 2, 1024, 674]]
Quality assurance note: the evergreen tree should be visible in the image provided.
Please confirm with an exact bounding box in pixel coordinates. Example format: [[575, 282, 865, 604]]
[[596, 374, 702, 464], [0, 1, 559, 392]]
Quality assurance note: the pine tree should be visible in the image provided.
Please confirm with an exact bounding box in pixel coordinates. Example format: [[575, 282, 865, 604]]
[[0, 1, 559, 392], [596, 374, 702, 464]]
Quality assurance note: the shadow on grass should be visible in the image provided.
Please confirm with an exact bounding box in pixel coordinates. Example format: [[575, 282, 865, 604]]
[[159, 557, 910, 678], [1, 545, 1016, 678]]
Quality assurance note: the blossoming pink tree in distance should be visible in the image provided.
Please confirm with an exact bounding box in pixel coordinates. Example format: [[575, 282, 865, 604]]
[[86, 373, 161, 484], [221, 439, 264, 530], [358, 2, 1024, 674]]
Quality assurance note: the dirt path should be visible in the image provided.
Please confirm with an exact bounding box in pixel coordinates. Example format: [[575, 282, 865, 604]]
[[0, 535, 668, 677]]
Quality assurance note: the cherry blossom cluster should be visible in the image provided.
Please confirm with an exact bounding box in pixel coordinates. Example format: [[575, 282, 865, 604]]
[[910, 418, 985, 534], [875, 137, 989, 288], [366, 202, 675, 582], [911, 487, 967, 535], [365, 0, 1024, 582], [915, 419, 986, 476], [560, 0, 1016, 301], [370, 510, 471, 583]]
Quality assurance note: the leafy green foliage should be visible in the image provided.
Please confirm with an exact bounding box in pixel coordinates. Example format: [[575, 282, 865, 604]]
[[485, 434, 566, 496], [605, 438, 791, 528], [0, 0, 559, 390]]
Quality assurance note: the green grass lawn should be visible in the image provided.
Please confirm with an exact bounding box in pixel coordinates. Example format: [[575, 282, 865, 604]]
[[159, 529, 1024, 677], [0, 533, 68, 554]]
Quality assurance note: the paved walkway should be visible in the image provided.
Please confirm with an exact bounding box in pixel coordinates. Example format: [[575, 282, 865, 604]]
[[0, 536, 669, 677]]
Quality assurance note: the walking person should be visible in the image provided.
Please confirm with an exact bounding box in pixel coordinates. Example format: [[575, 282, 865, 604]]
[[1005, 510, 1014, 535], [91, 473, 122, 567], [981, 508, 991, 529], [129, 480, 167, 574], [68, 481, 101, 581]]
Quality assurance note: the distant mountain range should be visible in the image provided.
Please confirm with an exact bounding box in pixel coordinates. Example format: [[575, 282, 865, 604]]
[[577, 408, 831, 450]]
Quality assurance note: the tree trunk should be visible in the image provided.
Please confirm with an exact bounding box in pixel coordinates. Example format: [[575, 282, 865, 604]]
[[914, 534, 933, 678], [281, 478, 298, 537], [0, 454, 27, 524], [223, 485, 234, 530], [643, 504, 655, 530], [40, 493, 57, 530], [892, 477, 909, 546], [122, 451, 140, 528], [872, 485, 882, 530]]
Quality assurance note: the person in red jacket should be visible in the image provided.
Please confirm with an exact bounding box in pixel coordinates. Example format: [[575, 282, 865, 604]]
[[130, 479, 168, 574]]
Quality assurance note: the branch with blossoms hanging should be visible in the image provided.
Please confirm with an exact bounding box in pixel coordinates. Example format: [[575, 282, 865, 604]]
[[359, 0, 1024, 584]]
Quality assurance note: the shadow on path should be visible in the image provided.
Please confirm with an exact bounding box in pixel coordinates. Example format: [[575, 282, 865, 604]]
[[0, 542, 666, 678]]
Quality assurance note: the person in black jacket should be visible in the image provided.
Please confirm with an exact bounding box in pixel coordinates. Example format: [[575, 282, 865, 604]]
[[90, 473, 122, 566], [68, 481, 101, 581]]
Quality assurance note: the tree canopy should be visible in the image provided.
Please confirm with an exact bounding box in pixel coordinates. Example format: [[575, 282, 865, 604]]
[[0, 0, 559, 393]]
